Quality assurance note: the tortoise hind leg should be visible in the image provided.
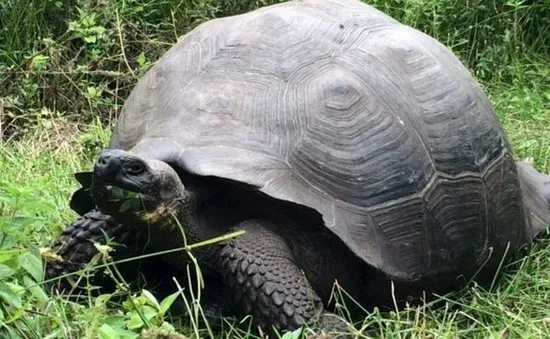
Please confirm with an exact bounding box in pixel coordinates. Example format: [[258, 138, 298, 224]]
[[215, 219, 350, 337], [517, 161, 550, 203], [516, 161, 550, 237]]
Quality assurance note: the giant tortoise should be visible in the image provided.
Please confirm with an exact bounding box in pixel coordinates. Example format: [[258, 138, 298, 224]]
[[45, 0, 550, 336]]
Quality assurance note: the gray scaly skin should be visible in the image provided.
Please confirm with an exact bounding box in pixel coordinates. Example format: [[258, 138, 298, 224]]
[[45, 210, 146, 294], [86, 148, 355, 336]]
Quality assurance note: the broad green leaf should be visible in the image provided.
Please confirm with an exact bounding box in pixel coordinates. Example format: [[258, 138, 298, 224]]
[[119, 197, 140, 213], [126, 312, 144, 330], [97, 324, 120, 339], [111, 187, 125, 200], [103, 315, 127, 329], [95, 293, 113, 307], [119, 199, 133, 213], [136, 52, 146, 67], [84, 35, 97, 43], [127, 305, 157, 330], [143, 306, 157, 321], [142, 289, 160, 310], [159, 291, 180, 315], [23, 275, 49, 304], [29, 54, 49, 71], [0, 250, 18, 263], [160, 322, 176, 332], [98, 323, 139, 339], [0, 263, 14, 279], [0, 283, 22, 308], [18, 251, 43, 282], [280, 328, 303, 339], [117, 328, 139, 339], [6, 281, 25, 295]]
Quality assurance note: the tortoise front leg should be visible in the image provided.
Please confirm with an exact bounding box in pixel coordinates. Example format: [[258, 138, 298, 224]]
[[215, 219, 349, 337], [45, 209, 152, 294], [45, 209, 234, 322]]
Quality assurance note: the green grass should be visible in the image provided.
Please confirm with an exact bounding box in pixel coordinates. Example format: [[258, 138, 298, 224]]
[[1, 0, 550, 338]]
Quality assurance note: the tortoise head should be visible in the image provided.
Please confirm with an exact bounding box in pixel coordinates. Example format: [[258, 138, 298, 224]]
[[90, 149, 186, 225]]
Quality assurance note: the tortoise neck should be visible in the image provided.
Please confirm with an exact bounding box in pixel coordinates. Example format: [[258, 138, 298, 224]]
[[169, 191, 205, 244], [171, 189, 226, 244]]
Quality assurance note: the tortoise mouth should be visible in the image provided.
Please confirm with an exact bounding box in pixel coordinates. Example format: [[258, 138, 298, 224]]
[[102, 183, 139, 201], [91, 181, 155, 216], [92, 172, 143, 193], [92, 183, 179, 225]]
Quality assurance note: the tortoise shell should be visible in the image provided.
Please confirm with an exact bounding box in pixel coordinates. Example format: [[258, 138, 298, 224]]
[[108, 0, 546, 281]]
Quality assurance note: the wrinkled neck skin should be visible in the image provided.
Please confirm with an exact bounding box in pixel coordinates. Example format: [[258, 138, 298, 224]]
[[161, 190, 221, 245], [139, 184, 247, 255]]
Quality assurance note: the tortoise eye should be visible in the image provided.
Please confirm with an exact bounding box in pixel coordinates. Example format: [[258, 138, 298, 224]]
[[126, 162, 145, 175]]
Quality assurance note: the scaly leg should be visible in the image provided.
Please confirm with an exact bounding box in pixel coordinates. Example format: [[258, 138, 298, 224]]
[[45, 209, 148, 293], [215, 219, 350, 337], [45, 209, 232, 321]]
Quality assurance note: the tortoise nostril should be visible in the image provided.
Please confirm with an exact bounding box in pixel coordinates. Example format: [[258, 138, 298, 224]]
[[97, 154, 110, 166], [94, 151, 122, 182]]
